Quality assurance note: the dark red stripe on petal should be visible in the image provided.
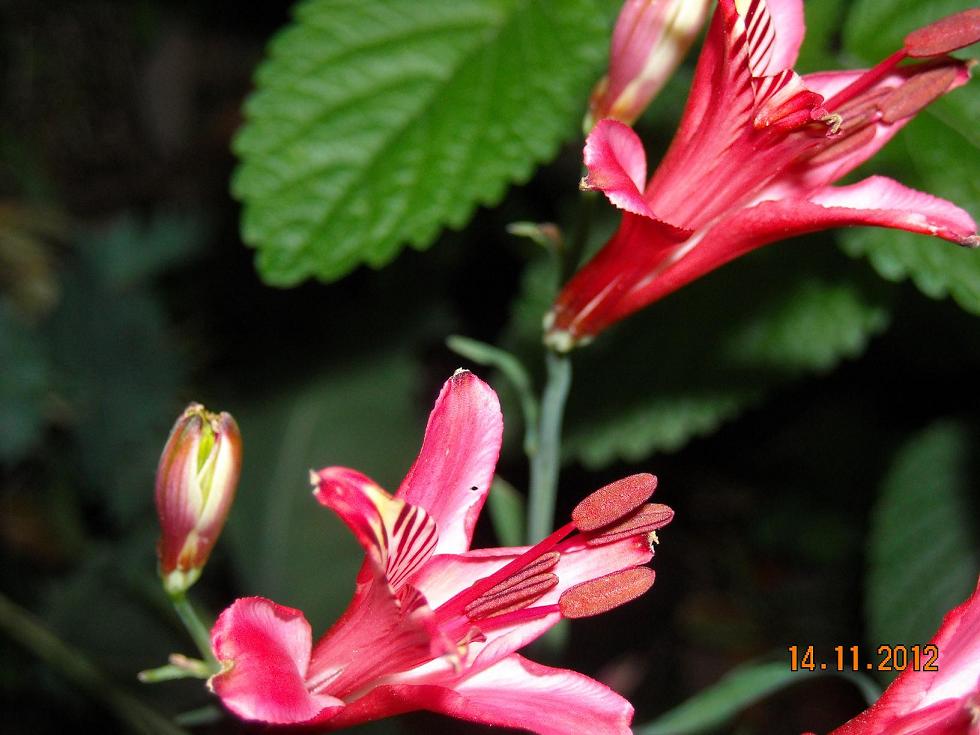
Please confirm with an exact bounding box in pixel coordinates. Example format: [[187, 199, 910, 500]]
[[572, 474, 658, 531], [559, 567, 655, 619]]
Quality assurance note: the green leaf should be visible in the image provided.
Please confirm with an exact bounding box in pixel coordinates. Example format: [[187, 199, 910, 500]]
[[224, 352, 424, 628], [839, 113, 980, 316], [866, 421, 979, 681], [636, 660, 880, 735], [486, 476, 526, 547], [551, 247, 891, 468], [844, 0, 976, 64], [234, 0, 612, 286]]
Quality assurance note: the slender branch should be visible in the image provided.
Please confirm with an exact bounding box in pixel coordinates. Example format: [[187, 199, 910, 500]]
[[0, 591, 189, 735], [526, 350, 572, 543], [169, 593, 218, 669]]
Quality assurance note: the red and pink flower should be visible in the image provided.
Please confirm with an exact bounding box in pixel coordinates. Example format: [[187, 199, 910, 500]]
[[208, 371, 673, 734], [825, 577, 980, 735], [546, 1, 980, 350]]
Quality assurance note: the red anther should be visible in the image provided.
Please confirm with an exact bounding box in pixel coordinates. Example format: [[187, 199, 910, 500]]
[[904, 9, 980, 58], [572, 474, 658, 531], [464, 573, 558, 620], [586, 503, 675, 546], [559, 567, 655, 619], [807, 125, 877, 166], [880, 64, 963, 124]]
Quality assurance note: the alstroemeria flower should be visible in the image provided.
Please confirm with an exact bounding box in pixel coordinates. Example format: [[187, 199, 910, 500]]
[[823, 577, 980, 734], [208, 371, 673, 734], [586, 0, 712, 129], [546, 1, 980, 350]]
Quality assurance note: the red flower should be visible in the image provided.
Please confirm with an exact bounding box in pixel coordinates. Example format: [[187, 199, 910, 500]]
[[208, 371, 673, 734], [546, 2, 980, 350], [824, 577, 980, 735]]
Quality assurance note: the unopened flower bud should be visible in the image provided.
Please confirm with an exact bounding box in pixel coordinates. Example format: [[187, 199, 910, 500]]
[[155, 403, 241, 595], [586, 0, 711, 131]]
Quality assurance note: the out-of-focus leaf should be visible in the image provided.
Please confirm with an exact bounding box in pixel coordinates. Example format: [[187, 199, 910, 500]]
[[487, 476, 525, 547], [637, 660, 880, 735], [519, 246, 892, 468], [0, 304, 48, 462], [839, 113, 980, 317], [866, 421, 979, 680], [46, 228, 185, 523], [82, 212, 208, 287], [224, 352, 423, 629], [844, 0, 975, 65], [233, 0, 613, 285], [796, 0, 847, 71]]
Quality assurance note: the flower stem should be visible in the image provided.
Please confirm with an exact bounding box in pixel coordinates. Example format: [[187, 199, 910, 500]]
[[527, 350, 572, 543], [169, 592, 218, 670], [0, 591, 189, 735]]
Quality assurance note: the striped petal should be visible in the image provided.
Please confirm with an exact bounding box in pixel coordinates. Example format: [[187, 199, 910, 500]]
[[314, 467, 438, 591], [396, 370, 503, 555]]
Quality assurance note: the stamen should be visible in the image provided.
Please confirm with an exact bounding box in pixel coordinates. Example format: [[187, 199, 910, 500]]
[[586, 503, 674, 546], [572, 473, 658, 531], [820, 113, 843, 136], [464, 552, 560, 620], [559, 567, 655, 619], [879, 64, 961, 124], [824, 48, 908, 112], [903, 9, 980, 58], [806, 125, 877, 166]]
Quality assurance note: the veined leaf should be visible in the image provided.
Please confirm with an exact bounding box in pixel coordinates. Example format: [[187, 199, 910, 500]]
[[866, 421, 979, 682], [234, 0, 612, 285]]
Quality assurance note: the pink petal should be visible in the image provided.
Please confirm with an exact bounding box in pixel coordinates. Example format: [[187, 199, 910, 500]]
[[829, 579, 980, 734], [314, 467, 439, 591], [396, 370, 503, 555], [209, 597, 344, 724], [808, 177, 978, 246], [447, 654, 635, 735], [742, 0, 805, 75], [308, 570, 448, 701], [583, 119, 652, 217]]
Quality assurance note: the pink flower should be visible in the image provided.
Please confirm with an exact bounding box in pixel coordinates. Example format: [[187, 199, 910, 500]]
[[824, 577, 980, 735], [587, 0, 712, 129], [208, 371, 673, 734], [155, 403, 242, 594], [546, 2, 980, 350]]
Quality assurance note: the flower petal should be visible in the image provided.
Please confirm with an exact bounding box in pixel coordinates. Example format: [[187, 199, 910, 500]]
[[583, 120, 652, 217], [447, 654, 635, 735], [396, 370, 503, 555], [314, 467, 439, 591], [736, 0, 805, 76], [209, 597, 344, 724], [808, 177, 977, 246]]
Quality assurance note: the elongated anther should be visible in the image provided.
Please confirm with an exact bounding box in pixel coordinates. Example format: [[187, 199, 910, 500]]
[[880, 64, 963, 124], [559, 567, 655, 619], [587, 503, 675, 546], [904, 9, 980, 58], [572, 473, 658, 531]]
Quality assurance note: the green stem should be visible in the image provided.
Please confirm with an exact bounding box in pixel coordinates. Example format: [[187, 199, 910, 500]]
[[0, 591, 189, 735], [170, 593, 218, 669], [526, 350, 572, 543]]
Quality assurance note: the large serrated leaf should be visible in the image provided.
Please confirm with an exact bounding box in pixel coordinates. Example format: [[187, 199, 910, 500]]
[[839, 112, 980, 316], [553, 246, 891, 469], [866, 421, 979, 681], [234, 0, 611, 285]]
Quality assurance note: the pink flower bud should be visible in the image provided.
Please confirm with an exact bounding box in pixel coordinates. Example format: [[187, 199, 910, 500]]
[[586, 0, 711, 130], [155, 403, 241, 594]]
